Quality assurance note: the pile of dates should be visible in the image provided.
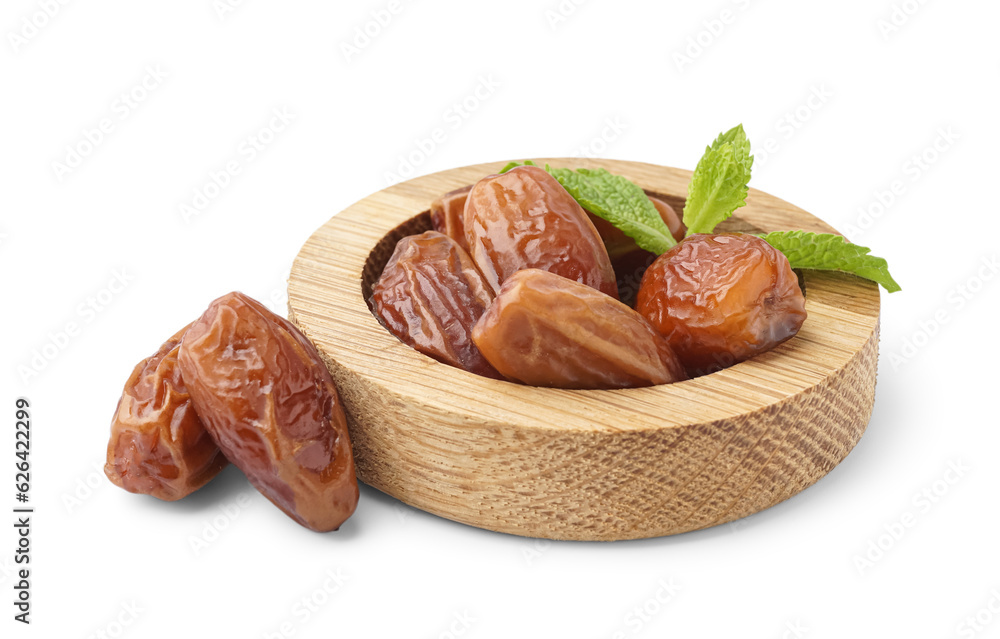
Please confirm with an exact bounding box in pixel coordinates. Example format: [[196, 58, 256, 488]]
[[373, 165, 807, 387], [105, 292, 358, 532]]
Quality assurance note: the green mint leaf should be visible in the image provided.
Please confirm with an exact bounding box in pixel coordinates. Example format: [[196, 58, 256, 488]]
[[762, 231, 901, 293], [546, 166, 677, 254], [684, 124, 754, 234]]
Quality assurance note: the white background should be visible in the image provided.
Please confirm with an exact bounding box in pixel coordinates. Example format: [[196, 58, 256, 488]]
[[2, 1, 999, 637]]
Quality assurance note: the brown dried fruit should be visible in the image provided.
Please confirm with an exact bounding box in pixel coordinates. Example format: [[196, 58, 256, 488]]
[[464, 165, 619, 298], [179, 292, 358, 532], [472, 269, 687, 389], [105, 324, 227, 501], [429, 185, 472, 251], [636, 233, 807, 375], [372, 231, 501, 378]]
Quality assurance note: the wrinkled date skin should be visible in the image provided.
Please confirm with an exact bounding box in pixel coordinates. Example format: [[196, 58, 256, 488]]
[[587, 196, 687, 306], [179, 292, 358, 532], [372, 231, 501, 379], [636, 233, 808, 375], [105, 324, 228, 501], [429, 184, 472, 251], [464, 165, 619, 299], [472, 269, 687, 389]]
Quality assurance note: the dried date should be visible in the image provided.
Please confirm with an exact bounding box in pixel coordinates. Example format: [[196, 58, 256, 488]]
[[464, 165, 619, 298], [105, 324, 227, 501], [429, 184, 472, 251], [178, 292, 358, 532], [472, 269, 687, 389], [372, 231, 501, 378], [636, 233, 807, 375]]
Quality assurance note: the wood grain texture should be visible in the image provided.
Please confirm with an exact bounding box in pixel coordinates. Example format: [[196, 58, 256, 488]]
[[287, 158, 881, 541]]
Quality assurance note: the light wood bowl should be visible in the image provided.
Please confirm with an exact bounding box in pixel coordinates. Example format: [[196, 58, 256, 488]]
[[287, 159, 880, 541]]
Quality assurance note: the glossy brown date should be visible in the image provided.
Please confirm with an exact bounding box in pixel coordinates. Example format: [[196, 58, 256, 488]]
[[636, 233, 807, 375], [372, 231, 501, 379], [105, 324, 227, 501], [464, 165, 619, 299], [429, 185, 472, 251], [472, 269, 687, 389], [178, 292, 358, 532]]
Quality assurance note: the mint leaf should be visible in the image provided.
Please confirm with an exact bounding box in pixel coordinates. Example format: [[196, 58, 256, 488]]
[[684, 124, 754, 234], [762, 231, 901, 293], [547, 166, 677, 254]]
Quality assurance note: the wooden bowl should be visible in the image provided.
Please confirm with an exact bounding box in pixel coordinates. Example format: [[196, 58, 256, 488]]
[[287, 159, 880, 541]]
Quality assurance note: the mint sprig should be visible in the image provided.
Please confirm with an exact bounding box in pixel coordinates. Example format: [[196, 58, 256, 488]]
[[683, 124, 753, 235], [760, 231, 901, 292], [498, 122, 900, 294]]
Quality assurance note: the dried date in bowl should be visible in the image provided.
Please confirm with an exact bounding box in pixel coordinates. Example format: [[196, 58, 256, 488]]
[[179, 292, 359, 532], [371, 230, 501, 379], [472, 269, 686, 389], [637, 233, 808, 376], [463, 165, 619, 298], [105, 324, 227, 501]]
